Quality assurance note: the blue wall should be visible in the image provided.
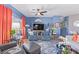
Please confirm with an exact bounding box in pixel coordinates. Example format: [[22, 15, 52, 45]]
[[60, 16, 69, 37], [26, 16, 63, 41], [26, 16, 62, 25]]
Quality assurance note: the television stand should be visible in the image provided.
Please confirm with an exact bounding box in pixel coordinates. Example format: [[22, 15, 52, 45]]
[[33, 30, 44, 41]]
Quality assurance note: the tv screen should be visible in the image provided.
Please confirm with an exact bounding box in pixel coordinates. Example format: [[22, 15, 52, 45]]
[[33, 24, 44, 30]]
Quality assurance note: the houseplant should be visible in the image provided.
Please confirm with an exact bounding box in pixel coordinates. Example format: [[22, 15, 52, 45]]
[[10, 29, 16, 39]]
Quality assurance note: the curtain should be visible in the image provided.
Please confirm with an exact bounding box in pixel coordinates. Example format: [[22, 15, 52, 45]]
[[6, 7, 12, 43], [21, 16, 27, 43], [0, 5, 4, 44], [3, 6, 7, 44], [0, 4, 12, 45]]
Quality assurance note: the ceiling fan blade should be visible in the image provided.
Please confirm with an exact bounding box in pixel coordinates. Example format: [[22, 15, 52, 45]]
[[40, 13, 44, 15], [41, 11, 47, 13], [37, 9, 40, 11]]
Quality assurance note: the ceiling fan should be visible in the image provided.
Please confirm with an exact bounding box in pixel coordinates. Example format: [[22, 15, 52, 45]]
[[32, 8, 47, 16]]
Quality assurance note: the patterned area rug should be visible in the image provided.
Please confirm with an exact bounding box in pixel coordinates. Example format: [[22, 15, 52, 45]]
[[33, 40, 60, 54]]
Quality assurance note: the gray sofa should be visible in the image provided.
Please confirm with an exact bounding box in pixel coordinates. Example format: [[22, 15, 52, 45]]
[[66, 35, 79, 53], [0, 41, 41, 54], [22, 42, 41, 54], [0, 41, 17, 53]]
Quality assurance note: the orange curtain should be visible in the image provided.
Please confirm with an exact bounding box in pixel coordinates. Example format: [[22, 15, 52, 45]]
[[0, 4, 12, 45], [0, 5, 4, 44], [6, 7, 12, 43], [21, 16, 27, 43], [3, 6, 7, 44]]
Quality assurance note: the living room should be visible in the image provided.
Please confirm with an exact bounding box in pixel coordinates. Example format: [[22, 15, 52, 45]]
[[0, 4, 79, 54]]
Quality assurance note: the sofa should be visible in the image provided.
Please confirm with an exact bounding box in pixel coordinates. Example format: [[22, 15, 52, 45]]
[[0, 41, 17, 53], [0, 41, 41, 54], [22, 42, 41, 54], [66, 35, 79, 53]]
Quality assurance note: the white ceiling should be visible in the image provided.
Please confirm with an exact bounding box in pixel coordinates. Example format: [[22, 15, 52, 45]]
[[12, 4, 79, 17]]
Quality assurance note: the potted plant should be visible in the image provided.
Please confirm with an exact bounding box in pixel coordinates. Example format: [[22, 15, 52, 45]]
[[10, 29, 16, 39], [62, 47, 69, 54]]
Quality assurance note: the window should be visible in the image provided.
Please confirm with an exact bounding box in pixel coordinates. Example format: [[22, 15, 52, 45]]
[[73, 21, 79, 27]]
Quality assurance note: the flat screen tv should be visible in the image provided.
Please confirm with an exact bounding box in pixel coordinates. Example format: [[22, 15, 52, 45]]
[[33, 24, 44, 30]]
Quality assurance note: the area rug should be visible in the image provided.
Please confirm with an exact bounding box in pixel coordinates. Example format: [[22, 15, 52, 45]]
[[33, 40, 60, 54]]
